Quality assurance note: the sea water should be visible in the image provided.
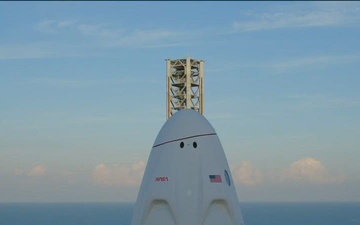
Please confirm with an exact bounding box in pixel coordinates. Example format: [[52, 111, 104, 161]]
[[0, 202, 359, 225]]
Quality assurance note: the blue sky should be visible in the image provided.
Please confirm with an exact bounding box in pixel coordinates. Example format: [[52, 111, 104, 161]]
[[1, 1, 360, 202]]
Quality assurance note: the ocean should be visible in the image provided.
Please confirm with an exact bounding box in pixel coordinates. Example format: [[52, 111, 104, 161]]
[[0, 202, 359, 225]]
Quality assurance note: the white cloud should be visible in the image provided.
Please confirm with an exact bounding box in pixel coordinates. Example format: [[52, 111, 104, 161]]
[[271, 55, 360, 70], [206, 54, 360, 75], [76, 23, 125, 41], [37, 20, 77, 33], [233, 6, 360, 32], [28, 165, 47, 177], [0, 44, 53, 60], [3, 15, 203, 60], [0, 42, 88, 60], [36, 20, 193, 48], [286, 94, 360, 111], [93, 161, 146, 187], [283, 157, 345, 184], [31, 77, 98, 88], [15, 165, 47, 177], [132, 161, 146, 171], [231, 161, 264, 186], [111, 29, 189, 48], [31, 76, 162, 89], [93, 163, 111, 184], [230, 158, 345, 187]]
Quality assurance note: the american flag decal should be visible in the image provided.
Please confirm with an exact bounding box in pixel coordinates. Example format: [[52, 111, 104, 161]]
[[209, 175, 222, 183]]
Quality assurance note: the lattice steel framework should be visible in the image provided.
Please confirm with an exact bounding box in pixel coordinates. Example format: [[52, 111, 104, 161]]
[[166, 57, 204, 119]]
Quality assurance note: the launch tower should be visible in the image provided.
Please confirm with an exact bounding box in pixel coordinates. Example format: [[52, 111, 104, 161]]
[[166, 57, 204, 119]]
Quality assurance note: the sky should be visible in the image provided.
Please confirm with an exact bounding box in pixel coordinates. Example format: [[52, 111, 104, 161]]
[[1, 1, 360, 202]]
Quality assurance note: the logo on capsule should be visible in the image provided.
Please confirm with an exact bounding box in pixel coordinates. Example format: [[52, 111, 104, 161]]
[[155, 176, 169, 182]]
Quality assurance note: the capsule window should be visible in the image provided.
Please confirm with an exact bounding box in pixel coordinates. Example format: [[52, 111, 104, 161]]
[[193, 142, 197, 148], [180, 142, 184, 148]]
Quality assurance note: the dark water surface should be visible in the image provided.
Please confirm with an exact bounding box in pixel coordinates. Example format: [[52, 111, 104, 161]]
[[0, 202, 359, 225]]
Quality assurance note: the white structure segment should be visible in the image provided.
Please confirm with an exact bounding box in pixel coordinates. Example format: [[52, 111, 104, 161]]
[[132, 110, 245, 225]]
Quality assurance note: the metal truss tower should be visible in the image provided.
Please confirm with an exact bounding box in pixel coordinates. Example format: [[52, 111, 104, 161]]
[[166, 57, 205, 119]]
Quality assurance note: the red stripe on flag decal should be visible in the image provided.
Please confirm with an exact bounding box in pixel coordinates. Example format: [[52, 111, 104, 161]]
[[209, 175, 222, 183]]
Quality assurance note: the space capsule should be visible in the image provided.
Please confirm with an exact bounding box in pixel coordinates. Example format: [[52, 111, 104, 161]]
[[131, 109, 245, 225]]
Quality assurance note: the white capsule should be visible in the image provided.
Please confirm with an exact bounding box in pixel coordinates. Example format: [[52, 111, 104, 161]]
[[132, 109, 245, 225]]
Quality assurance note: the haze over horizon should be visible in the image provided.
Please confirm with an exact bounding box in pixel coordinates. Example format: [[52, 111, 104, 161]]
[[1, 2, 360, 202]]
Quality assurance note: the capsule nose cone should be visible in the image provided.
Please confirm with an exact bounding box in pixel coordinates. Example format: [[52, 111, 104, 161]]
[[154, 110, 216, 147]]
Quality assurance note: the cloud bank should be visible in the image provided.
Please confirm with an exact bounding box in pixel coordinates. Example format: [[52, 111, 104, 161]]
[[233, 5, 360, 32], [36, 20, 192, 48], [231, 161, 264, 186], [93, 161, 146, 187], [231, 157, 345, 186], [15, 165, 47, 177], [283, 158, 345, 184]]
